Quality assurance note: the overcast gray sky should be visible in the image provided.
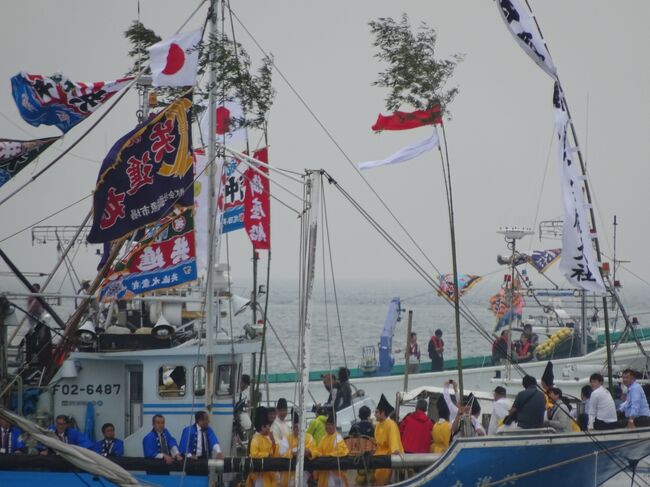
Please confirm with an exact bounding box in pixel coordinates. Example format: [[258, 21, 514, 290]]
[[1, 1, 649, 298]]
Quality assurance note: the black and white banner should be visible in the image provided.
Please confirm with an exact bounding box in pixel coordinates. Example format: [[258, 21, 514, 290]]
[[553, 84, 605, 293], [496, 0, 557, 79]]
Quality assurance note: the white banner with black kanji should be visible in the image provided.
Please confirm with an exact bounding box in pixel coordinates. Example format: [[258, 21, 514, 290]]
[[554, 85, 605, 293], [496, 0, 557, 79]]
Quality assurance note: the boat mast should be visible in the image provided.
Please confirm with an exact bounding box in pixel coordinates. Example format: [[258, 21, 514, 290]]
[[204, 0, 218, 405], [295, 172, 320, 487]]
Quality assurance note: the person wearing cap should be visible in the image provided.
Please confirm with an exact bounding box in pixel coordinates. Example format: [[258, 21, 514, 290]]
[[314, 414, 349, 487], [618, 368, 650, 428], [588, 373, 618, 430], [307, 407, 328, 445], [399, 399, 432, 453], [247, 406, 279, 487], [487, 386, 511, 435], [179, 411, 223, 459], [374, 394, 404, 485], [271, 398, 290, 446], [431, 395, 452, 453]]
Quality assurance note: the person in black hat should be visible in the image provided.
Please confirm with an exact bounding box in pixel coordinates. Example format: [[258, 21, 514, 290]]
[[432, 395, 452, 453], [466, 394, 485, 436], [271, 398, 290, 445], [488, 386, 511, 434], [314, 413, 349, 487], [541, 361, 555, 410], [248, 406, 278, 487], [374, 394, 404, 485]]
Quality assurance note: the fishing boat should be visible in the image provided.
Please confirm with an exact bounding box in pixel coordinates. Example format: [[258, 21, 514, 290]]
[[0, 0, 649, 486]]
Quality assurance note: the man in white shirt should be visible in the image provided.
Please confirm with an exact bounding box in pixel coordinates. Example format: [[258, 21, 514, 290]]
[[271, 397, 290, 452], [588, 373, 618, 430], [488, 386, 512, 435]]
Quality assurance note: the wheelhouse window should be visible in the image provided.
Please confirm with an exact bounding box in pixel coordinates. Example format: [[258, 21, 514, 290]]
[[193, 365, 206, 397], [158, 365, 186, 398], [215, 363, 237, 396]]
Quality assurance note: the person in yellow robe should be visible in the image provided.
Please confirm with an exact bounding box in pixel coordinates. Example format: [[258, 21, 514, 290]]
[[314, 414, 349, 487], [373, 394, 404, 486], [431, 395, 453, 453], [282, 413, 318, 487], [247, 406, 279, 487]]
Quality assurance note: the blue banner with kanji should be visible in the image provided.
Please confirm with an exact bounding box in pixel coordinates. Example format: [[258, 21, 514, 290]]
[[99, 208, 197, 301], [87, 93, 194, 243], [11, 72, 132, 134]]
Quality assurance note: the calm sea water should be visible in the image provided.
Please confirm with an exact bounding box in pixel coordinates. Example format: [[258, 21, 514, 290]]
[[230, 278, 650, 375]]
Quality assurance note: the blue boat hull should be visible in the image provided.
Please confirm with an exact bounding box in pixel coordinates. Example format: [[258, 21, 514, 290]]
[[1, 429, 649, 487]]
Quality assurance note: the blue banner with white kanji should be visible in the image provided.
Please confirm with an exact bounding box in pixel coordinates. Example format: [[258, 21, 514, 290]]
[[87, 93, 194, 243]]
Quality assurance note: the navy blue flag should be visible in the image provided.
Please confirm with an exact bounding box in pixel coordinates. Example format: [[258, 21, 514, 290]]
[[87, 93, 194, 243], [11, 72, 131, 134], [530, 248, 561, 273]]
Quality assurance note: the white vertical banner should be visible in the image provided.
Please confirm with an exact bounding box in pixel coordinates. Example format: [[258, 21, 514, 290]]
[[496, 0, 557, 79], [194, 149, 223, 273], [553, 85, 605, 293]]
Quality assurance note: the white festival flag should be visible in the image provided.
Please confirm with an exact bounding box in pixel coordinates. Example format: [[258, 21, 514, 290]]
[[149, 29, 202, 87], [496, 0, 557, 79], [358, 127, 439, 170], [553, 85, 605, 293], [199, 99, 247, 145]]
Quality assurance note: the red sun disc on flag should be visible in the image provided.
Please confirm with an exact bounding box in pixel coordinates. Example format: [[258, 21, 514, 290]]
[[162, 43, 185, 75]]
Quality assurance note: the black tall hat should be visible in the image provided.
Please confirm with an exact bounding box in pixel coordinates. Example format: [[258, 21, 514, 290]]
[[376, 394, 394, 416], [292, 410, 300, 425], [436, 395, 450, 421], [254, 406, 270, 432], [467, 393, 481, 416], [326, 412, 337, 425], [541, 361, 554, 387], [276, 397, 288, 410]]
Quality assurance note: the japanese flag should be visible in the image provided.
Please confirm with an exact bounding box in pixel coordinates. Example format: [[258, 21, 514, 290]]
[[199, 99, 247, 144], [149, 29, 202, 87]]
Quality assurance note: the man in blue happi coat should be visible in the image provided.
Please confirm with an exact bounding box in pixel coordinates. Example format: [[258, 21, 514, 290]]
[[91, 422, 124, 457], [143, 414, 182, 464], [0, 418, 26, 454], [179, 410, 223, 459], [40, 415, 92, 454]]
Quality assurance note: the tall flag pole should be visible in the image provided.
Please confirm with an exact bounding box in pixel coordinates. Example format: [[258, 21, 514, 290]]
[[496, 0, 614, 388]]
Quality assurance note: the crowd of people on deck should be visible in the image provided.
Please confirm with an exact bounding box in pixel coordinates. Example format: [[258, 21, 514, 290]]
[[2, 362, 650, 487]]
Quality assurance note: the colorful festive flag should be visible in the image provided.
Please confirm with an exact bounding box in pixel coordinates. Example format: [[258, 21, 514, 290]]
[[490, 278, 526, 331], [199, 99, 246, 144], [87, 93, 194, 243], [149, 29, 202, 87], [99, 208, 197, 302], [529, 248, 561, 273], [553, 83, 605, 293], [437, 273, 481, 301], [359, 126, 439, 170], [496, 0, 556, 79], [243, 147, 270, 250], [218, 154, 247, 234], [0, 137, 59, 187], [371, 106, 442, 131], [11, 72, 132, 133]]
